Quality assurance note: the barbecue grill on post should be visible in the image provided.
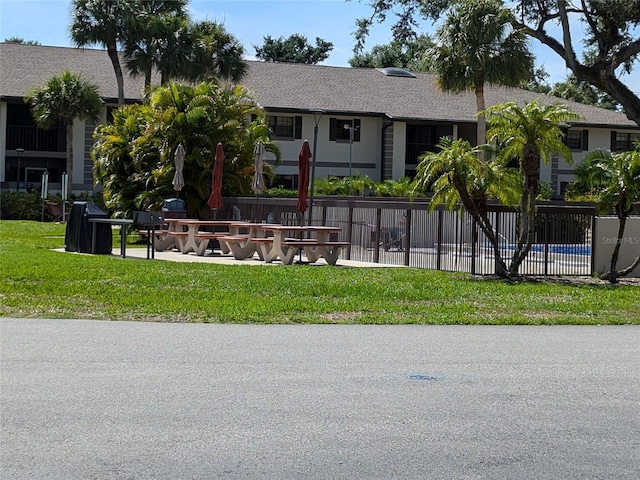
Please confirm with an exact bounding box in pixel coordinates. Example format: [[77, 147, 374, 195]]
[[133, 211, 165, 259]]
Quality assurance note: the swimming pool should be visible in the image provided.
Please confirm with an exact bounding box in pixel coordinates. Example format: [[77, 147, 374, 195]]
[[499, 243, 591, 256]]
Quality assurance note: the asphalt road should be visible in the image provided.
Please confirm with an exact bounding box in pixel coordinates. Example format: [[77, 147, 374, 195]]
[[1, 319, 638, 479]]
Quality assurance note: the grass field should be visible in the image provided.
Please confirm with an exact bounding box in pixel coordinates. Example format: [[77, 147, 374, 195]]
[[1, 221, 638, 324]]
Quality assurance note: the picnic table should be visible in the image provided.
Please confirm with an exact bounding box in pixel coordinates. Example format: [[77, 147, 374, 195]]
[[147, 218, 196, 252], [256, 225, 348, 265], [169, 220, 242, 256], [216, 222, 270, 260]]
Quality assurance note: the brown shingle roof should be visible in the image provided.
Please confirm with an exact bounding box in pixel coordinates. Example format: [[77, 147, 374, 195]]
[[0, 43, 155, 102], [2, 43, 637, 129], [242, 60, 638, 128]]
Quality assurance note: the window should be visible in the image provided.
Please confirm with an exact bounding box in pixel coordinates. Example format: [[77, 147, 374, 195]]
[[267, 115, 302, 140], [406, 124, 438, 164], [564, 129, 588, 150], [329, 118, 361, 142], [106, 105, 117, 123], [611, 131, 640, 151]]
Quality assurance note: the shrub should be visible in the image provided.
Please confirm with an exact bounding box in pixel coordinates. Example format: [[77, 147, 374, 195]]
[[263, 186, 298, 198], [0, 190, 107, 220], [0, 191, 44, 220]]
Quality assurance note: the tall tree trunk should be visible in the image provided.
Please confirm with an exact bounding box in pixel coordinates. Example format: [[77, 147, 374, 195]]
[[65, 122, 74, 197], [601, 214, 627, 284], [509, 174, 538, 277], [509, 146, 541, 277], [106, 43, 125, 106], [479, 214, 509, 277], [465, 210, 509, 277], [616, 250, 640, 278], [455, 185, 508, 277], [475, 83, 487, 158]]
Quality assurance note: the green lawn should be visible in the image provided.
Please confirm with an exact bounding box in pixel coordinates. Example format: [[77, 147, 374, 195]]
[[1, 221, 638, 324]]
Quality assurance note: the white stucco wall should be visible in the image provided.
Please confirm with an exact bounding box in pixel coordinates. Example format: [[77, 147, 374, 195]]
[[588, 128, 611, 153], [593, 217, 640, 278], [266, 114, 382, 181]]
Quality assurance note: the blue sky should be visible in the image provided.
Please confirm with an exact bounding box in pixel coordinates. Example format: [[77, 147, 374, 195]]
[[1, 0, 638, 92]]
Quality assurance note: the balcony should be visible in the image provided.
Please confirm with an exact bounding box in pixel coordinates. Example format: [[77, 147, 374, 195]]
[[6, 125, 65, 152]]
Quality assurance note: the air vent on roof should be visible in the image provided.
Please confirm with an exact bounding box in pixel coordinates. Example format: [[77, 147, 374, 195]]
[[376, 67, 416, 78]]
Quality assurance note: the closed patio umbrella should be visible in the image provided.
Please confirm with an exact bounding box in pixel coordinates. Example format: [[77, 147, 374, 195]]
[[207, 143, 225, 210], [251, 142, 266, 222], [297, 140, 312, 214], [172, 143, 185, 196], [251, 142, 266, 195]]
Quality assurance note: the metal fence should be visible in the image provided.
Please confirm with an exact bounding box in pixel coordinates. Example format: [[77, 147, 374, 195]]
[[221, 196, 597, 276]]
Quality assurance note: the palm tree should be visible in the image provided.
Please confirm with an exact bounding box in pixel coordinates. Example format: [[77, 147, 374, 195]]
[[413, 137, 521, 277], [568, 146, 640, 283], [91, 104, 147, 217], [483, 100, 582, 276], [26, 70, 103, 196], [70, 0, 135, 106], [123, 1, 189, 88], [188, 21, 248, 83], [93, 81, 279, 218], [429, 0, 533, 146]]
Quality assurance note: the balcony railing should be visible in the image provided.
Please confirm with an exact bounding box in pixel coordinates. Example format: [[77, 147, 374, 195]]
[[6, 125, 65, 152]]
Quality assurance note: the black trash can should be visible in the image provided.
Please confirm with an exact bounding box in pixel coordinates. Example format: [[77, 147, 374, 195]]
[[163, 198, 186, 219], [64, 202, 112, 254]]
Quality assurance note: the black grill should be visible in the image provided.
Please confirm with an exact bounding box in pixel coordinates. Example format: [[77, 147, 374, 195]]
[[133, 211, 165, 259]]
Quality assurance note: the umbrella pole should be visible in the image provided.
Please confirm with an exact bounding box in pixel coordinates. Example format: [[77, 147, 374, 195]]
[[297, 212, 305, 263], [254, 195, 259, 223]]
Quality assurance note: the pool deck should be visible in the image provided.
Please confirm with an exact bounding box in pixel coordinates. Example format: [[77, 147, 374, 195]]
[[56, 247, 403, 268]]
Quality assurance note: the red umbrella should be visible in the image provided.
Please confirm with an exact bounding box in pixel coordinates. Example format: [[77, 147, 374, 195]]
[[207, 143, 225, 210], [297, 140, 312, 213]]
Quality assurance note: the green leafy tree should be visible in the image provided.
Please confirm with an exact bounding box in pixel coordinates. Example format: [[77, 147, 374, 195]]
[[374, 176, 416, 197], [412, 137, 521, 277], [549, 75, 620, 111], [348, 35, 433, 71], [92, 81, 280, 218], [428, 0, 534, 146], [254, 34, 333, 64], [522, 66, 551, 94], [25, 70, 103, 196], [567, 145, 640, 283], [483, 100, 582, 276], [70, 0, 135, 106], [90, 103, 149, 217], [4, 37, 41, 45], [354, 0, 640, 127]]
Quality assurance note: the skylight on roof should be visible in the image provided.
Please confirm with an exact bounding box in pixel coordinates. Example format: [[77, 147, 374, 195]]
[[376, 67, 416, 78]]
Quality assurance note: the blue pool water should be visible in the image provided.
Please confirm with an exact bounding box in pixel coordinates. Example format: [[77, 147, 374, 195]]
[[501, 244, 591, 256]]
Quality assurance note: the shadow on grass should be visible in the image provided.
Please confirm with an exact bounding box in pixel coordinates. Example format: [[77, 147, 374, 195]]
[[468, 274, 640, 288]]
